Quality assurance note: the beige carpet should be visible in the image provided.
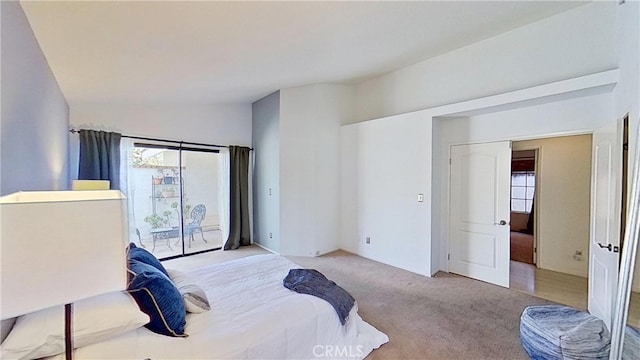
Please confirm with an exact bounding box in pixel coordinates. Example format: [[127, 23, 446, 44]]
[[167, 246, 553, 359], [289, 251, 553, 360]]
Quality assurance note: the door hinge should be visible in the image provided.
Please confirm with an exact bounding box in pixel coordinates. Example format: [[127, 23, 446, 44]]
[[447, 253, 450, 260], [449, 158, 451, 165]]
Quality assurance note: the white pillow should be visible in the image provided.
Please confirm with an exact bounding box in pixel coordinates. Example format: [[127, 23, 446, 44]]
[[167, 269, 211, 313], [0, 291, 149, 360]]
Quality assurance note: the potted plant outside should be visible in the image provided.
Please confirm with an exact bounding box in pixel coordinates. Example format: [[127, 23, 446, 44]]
[[144, 213, 169, 229], [171, 201, 192, 223]]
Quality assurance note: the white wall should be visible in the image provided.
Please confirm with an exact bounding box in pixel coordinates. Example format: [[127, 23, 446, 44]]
[[70, 103, 251, 145], [340, 112, 432, 275], [434, 93, 611, 274], [68, 103, 251, 180], [341, 92, 611, 277], [513, 136, 593, 278], [252, 91, 281, 252], [279, 84, 353, 256], [343, 1, 622, 277], [1, 1, 69, 195], [251, 85, 353, 257], [353, 2, 617, 123]]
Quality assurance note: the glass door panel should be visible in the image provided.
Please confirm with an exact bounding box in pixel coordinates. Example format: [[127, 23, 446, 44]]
[[129, 145, 183, 259], [180, 149, 222, 254]]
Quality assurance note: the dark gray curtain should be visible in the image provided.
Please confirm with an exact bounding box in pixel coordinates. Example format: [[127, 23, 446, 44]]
[[78, 130, 121, 190], [224, 146, 251, 250]]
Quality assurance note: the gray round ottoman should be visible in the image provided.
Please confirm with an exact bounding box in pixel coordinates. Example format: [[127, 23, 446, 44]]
[[520, 305, 611, 360]]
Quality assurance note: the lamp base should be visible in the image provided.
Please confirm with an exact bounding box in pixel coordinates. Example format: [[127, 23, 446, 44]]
[[65, 303, 73, 360]]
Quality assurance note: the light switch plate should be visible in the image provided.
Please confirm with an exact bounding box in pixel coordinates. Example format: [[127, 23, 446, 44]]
[[418, 194, 424, 202]]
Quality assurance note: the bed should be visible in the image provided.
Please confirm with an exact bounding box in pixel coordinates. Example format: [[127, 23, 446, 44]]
[[2, 253, 388, 360]]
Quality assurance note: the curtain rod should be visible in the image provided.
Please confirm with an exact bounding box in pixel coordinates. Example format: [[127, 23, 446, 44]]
[[69, 128, 253, 150]]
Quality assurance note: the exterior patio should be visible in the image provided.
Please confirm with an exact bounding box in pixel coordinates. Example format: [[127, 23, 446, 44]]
[[135, 228, 224, 259]]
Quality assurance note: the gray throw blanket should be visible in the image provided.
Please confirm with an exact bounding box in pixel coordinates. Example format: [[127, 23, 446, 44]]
[[283, 269, 355, 325]]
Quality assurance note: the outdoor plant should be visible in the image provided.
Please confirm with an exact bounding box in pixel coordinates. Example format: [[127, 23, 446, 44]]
[[144, 210, 173, 228], [171, 201, 192, 223]]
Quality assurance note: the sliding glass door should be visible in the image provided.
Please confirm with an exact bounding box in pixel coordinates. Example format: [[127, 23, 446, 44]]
[[127, 143, 222, 259]]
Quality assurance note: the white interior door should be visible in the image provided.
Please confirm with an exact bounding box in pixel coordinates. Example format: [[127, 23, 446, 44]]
[[449, 141, 511, 287], [588, 119, 622, 330]]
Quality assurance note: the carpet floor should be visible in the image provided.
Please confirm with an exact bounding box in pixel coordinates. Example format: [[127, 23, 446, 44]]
[[287, 250, 553, 360], [167, 246, 553, 359]]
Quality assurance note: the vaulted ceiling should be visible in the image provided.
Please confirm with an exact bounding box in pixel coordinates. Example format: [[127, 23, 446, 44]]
[[20, 1, 585, 106]]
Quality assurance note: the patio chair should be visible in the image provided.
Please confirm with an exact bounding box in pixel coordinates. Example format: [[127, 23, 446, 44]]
[[184, 204, 207, 248]]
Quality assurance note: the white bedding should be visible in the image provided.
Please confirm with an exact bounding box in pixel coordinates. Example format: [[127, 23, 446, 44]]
[[56, 254, 388, 359]]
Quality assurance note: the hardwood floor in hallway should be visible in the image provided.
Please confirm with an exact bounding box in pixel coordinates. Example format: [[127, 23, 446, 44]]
[[509, 260, 639, 327]]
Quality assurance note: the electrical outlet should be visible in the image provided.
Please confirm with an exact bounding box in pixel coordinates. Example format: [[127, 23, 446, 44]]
[[269, 232, 273, 239], [573, 250, 583, 261], [366, 237, 371, 244]]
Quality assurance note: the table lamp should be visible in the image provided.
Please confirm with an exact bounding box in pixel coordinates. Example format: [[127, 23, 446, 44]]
[[0, 190, 128, 360]]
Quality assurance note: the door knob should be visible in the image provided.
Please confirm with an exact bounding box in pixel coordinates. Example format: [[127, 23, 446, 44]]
[[494, 220, 507, 226]]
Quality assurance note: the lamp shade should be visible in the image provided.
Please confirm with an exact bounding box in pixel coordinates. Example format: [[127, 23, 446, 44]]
[[71, 180, 110, 191], [0, 190, 128, 320]]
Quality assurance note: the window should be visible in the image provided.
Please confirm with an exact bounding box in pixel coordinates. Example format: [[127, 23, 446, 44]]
[[127, 144, 223, 260], [511, 171, 535, 213]]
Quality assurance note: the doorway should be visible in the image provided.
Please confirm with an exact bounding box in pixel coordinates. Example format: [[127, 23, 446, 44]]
[[448, 135, 593, 294], [508, 135, 593, 310], [509, 149, 537, 265]]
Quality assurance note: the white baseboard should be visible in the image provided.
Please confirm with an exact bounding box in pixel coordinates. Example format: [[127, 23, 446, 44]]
[[254, 242, 280, 255]]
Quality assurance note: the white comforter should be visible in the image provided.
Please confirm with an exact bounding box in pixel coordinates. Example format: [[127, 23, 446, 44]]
[[65, 254, 388, 359]]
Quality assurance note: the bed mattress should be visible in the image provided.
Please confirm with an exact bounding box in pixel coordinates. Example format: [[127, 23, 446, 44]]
[[53, 254, 388, 359]]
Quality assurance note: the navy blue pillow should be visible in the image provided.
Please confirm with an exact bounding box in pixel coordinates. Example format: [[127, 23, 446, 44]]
[[127, 242, 169, 277], [127, 260, 187, 337]]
